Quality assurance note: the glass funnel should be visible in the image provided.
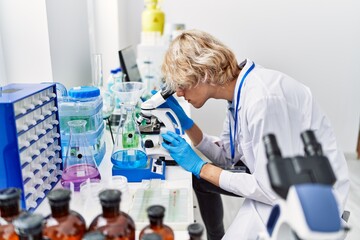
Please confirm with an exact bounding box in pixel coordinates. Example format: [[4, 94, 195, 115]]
[[61, 120, 101, 191], [110, 82, 147, 168]]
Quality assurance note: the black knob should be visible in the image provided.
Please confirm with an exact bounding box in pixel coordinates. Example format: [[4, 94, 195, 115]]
[[144, 139, 154, 148]]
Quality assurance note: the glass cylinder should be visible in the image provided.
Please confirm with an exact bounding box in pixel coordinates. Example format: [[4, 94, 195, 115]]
[[88, 189, 136, 240], [0, 188, 22, 240], [61, 120, 101, 191], [139, 205, 174, 240], [43, 189, 86, 240], [111, 82, 147, 169]]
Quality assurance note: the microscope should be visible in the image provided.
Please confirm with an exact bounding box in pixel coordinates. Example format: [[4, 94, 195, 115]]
[[139, 88, 183, 165], [257, 130, 349, 240]]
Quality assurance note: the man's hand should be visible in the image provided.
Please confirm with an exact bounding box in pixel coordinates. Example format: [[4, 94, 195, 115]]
[[161, 131, 206, 178]]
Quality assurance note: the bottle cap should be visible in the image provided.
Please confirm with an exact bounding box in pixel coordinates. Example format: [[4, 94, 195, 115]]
[[141, 233, 162, 240], [82, 231, 106, 240], [47, 189, 71, 206], [188, 223, 204, 237], [0, 188, 21, 206], [68, 86, 100, 99], [13, 213, 44, 236], [147, 205, 165, 219], [99, 189, 121, 207]]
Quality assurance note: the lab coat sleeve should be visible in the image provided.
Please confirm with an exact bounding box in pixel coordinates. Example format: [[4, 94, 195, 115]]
[[195, 109, 244, 167], [219, 96, 295, 205]]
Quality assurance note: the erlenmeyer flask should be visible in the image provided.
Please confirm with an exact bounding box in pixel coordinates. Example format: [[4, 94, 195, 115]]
[[111, 82, 147, 168], [61, 120, 101, 191]]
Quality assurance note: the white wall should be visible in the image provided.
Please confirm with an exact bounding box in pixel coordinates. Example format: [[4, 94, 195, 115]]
[[0, 0, 53, 84], [46, 0, 93, 89], [127, 0, 360, 154], [0, 0, 358, 153]]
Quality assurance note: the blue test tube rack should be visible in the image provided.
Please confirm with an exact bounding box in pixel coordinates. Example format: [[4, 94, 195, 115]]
[[0, 83, 63, 211]]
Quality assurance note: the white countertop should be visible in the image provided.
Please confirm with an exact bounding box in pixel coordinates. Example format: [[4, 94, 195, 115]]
[[35, 99, 194, 239]]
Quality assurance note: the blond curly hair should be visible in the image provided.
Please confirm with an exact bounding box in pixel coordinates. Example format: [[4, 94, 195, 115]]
[[161, 29, 240, 91]]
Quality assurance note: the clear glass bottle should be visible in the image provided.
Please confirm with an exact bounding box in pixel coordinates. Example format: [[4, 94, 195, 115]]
[[139, 205, 174, 240], [88, 189, 135, 240], [0, 188, 22, 240], [111, 82, 147, 169], [61, 120, 101, 191], [43, 189, 86, 240], [187, 223, 204, 240], [13, 213, 49, 240]]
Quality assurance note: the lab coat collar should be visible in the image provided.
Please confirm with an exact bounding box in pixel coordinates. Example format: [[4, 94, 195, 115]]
[[233, 59, 254, 110]]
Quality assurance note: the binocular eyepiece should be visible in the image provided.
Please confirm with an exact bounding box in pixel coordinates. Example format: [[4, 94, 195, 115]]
[[263, 129, 323, 161]]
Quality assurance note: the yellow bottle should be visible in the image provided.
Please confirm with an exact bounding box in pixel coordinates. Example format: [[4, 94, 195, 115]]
[[142, 0, 165, 35]]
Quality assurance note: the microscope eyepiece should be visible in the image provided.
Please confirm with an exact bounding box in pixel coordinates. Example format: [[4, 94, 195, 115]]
[[300, 130, 323, 156], [160, 87, 175, 100], [263, 134, 282, 161]]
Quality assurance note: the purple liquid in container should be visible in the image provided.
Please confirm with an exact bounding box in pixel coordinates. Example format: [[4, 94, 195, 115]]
[[61, 163, 101, 191]]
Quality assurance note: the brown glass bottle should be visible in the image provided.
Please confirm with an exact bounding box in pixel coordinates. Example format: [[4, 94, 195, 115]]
[[82, 232, 106, 240], [0, 188, 22, 240], [88, 189, 135, 240], [43, 189, 86, 240], [187, 223, 204, 240], [13, 212, 50, 240], [139, 205, 174, 240], [141, 233, 162, 240]]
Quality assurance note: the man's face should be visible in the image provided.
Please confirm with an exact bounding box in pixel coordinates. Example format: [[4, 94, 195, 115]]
[[176, 82, 212, 108]]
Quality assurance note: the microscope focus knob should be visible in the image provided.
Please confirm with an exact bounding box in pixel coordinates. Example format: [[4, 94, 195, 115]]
[[144, 139, 154, 148]]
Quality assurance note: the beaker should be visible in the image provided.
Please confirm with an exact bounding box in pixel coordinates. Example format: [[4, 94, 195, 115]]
[[111, 82, 148, 168], [61, 120, 101, 191]]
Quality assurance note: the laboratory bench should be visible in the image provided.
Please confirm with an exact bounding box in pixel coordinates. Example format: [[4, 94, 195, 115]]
[[35, 118, 194, 239]]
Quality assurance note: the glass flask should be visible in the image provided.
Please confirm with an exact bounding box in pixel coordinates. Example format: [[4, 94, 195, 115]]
[[88, 189, 136, 240], [139, 205, 174, 240], [43, 189, 86, 240], [61, 120, 101, 191], [13, 213, 49, 240], [0, 188, 22, 240], [110, 82, 147, 168], [187, 223, 204, 240]]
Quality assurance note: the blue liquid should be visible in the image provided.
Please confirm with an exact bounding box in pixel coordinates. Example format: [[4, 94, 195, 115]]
[[111, 150, 147, 168]]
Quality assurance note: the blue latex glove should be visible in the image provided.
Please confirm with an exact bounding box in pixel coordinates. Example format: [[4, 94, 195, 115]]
[[151, 90, 194, 131], [161, 131, 206, 178]]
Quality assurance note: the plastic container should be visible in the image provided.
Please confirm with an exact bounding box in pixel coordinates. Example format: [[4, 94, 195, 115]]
[[58, 86, 106, 166]]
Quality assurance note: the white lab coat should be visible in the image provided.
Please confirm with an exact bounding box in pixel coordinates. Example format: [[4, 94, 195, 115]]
[[196, 59, 350, 239]]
